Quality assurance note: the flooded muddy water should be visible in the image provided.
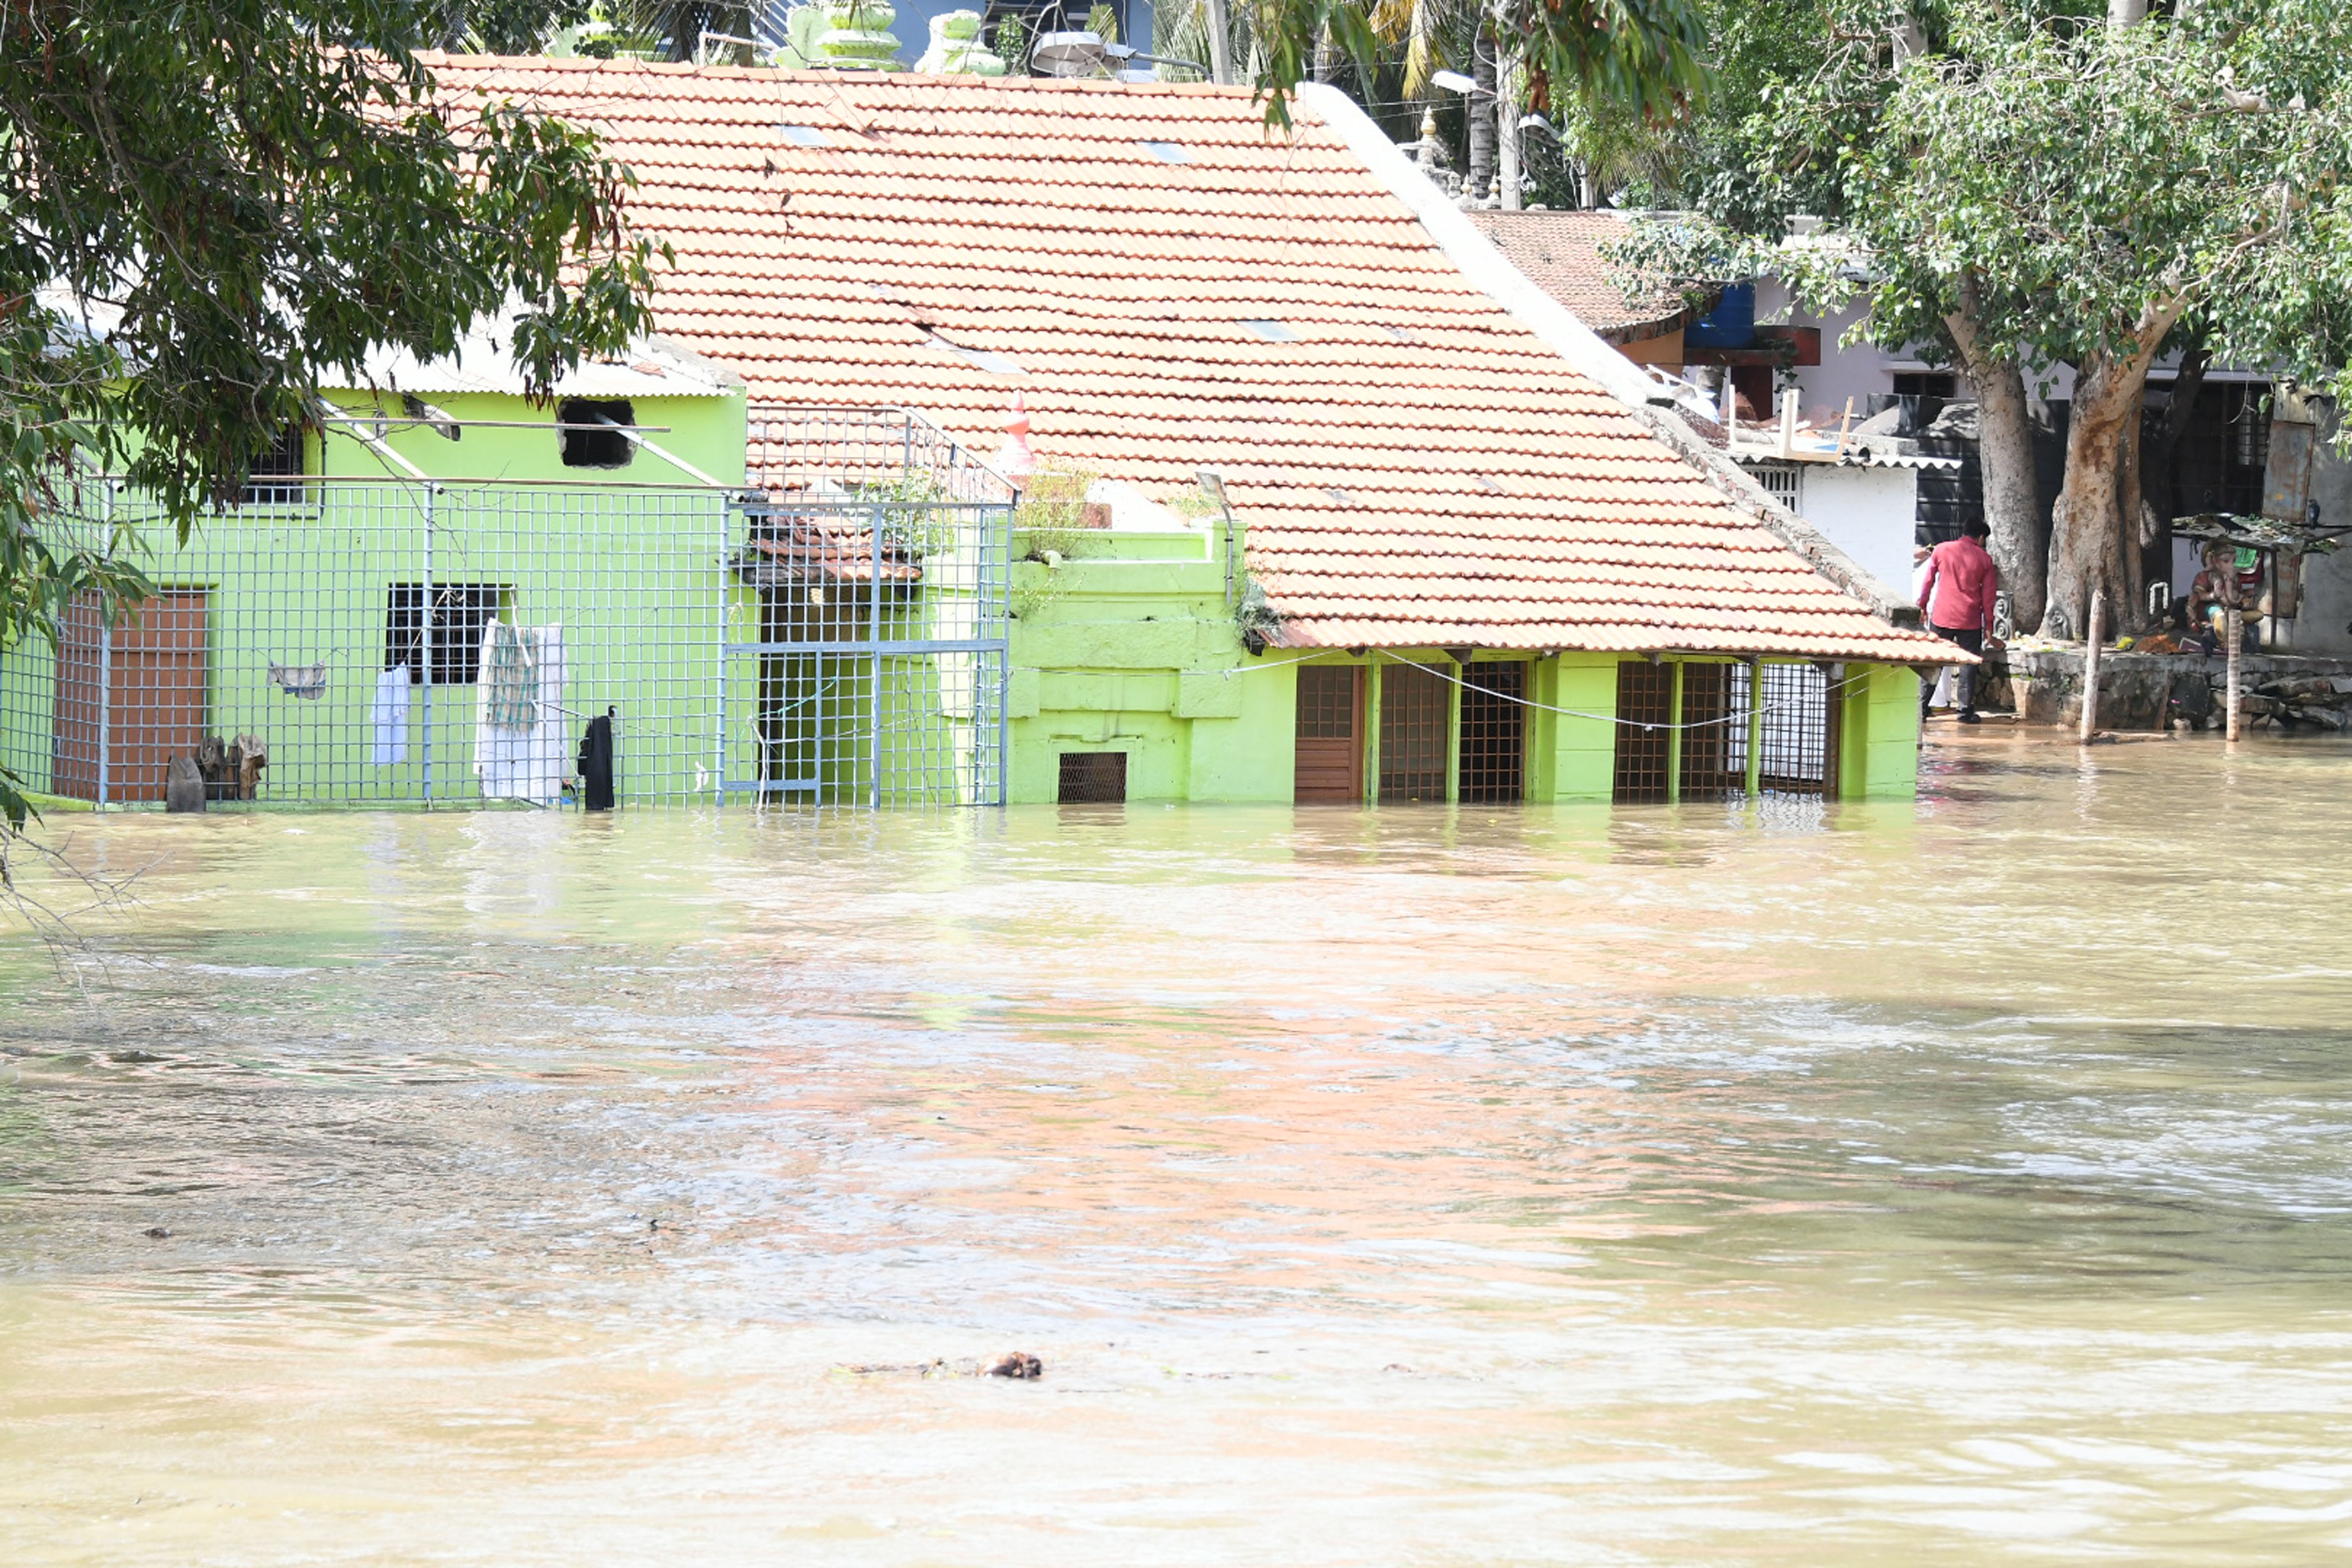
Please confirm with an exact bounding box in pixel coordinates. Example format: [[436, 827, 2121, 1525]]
[[5, 730, 2352, 1565]]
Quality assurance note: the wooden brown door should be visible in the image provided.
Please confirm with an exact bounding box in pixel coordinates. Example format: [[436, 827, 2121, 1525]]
[[1294, 665, 1364, 803], [53, 590, 209, 802]]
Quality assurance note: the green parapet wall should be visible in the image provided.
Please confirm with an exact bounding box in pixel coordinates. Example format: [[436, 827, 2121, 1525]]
[[1839, 660, 1922, 799], [1007, 531, 1297, 803]]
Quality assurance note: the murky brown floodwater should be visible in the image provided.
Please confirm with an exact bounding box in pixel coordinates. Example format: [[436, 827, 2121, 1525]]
[[4, 730, 2352, 1565]]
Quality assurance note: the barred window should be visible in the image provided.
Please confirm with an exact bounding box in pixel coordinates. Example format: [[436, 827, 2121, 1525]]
[[384, 584, 506, 685]]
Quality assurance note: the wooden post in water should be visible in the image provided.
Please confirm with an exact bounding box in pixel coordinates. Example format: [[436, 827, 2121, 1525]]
[[2226, 605, 2244, 742], [2079, 589, 2105, 742]]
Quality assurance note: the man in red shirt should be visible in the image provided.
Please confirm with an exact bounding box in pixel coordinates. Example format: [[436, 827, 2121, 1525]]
[[1916, 518, 2001, 724]]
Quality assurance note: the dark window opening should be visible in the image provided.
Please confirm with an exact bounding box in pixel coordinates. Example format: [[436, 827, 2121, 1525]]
[[1058, 751, 1127, 803], [384, 584, 506, 685], [559, 398, 636, 469], [1891, 372, 1957, 400], [1377, 661, 1449, 801], [1678, 662, 1750, 801], [1456, 662, 1525, 803], [1613, 660, 1673, 803], [242, 422, 308, 504]]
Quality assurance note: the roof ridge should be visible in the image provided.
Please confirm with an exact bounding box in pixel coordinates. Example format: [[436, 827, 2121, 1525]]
[[418, 54, 1261, 97]]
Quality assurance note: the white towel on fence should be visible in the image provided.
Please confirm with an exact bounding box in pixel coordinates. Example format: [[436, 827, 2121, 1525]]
[[370, 664, 411, 766], [472, 621, 568, 803]]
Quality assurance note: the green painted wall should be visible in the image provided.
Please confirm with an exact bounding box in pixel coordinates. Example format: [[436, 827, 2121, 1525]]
[[314, 389, 747, 488], [0, 484, 750, 804], [1841, 660, 1923, 799], [1007, 534, 1296, 803], [1007, 531, 1921, 806]]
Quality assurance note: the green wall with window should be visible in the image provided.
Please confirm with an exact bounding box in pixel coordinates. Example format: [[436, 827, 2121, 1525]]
[[1007, 528, 1922, 806], [312, 389, 746, 488]]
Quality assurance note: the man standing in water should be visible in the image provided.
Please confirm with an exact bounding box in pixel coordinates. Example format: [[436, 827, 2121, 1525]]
[[1916, 518, 2000, 724]]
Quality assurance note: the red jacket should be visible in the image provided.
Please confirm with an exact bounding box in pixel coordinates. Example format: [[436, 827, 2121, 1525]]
[[1918, 537, 1999, 634]]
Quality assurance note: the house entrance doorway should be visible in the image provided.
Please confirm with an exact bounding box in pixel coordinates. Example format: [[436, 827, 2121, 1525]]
[[53, 590, 210, 802], [1294, 665, 1364, 803], [1457, 662, 1525, 802], [1377, 661, 1448, 801]]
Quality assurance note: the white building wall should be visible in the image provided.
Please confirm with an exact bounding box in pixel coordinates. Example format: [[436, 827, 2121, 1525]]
[[1796, 466, 1921, 599]]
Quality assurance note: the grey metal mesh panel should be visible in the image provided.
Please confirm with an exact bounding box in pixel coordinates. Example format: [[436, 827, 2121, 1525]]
[[1, 411, 1011, 810]]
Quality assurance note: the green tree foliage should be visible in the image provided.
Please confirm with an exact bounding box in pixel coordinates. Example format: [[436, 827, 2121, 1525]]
[[1602, 1, 2352, 639], [0, 1, 667, 843], [1158, 0, 1705, 131]]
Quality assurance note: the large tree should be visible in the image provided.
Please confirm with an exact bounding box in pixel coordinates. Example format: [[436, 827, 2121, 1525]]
[[1601, 0, 2352, 639], [0, 0, 666, 847], [1858, 1, 2352, 638]]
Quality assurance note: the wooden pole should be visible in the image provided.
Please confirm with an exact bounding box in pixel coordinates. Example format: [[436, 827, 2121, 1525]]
[[1835, 396, 1855, 456], [2079, 588, 2104, 742], [2226, 604, 2243, 741]]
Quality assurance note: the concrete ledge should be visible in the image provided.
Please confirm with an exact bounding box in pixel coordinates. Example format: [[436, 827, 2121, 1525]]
[[2004, 646, 2352, 732]]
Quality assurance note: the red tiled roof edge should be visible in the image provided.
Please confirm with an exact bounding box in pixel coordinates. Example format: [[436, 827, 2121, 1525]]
[[1297, 84, 1928, 640], [1463, 211, 1700, 345]]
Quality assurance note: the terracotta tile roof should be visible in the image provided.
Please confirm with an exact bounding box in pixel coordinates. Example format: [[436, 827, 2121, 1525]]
[[1464, 210, 1694, 344], [423, 58, 1946, 663]]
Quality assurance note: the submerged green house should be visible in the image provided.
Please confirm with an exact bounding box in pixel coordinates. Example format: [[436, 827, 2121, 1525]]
[[3, 64, 1959, 812], [406, 57, 1947, 807]]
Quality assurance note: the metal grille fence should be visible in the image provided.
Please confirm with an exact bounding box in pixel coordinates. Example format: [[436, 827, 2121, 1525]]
[[1754, 661, 1837, 796], [1678, 661, 1748, 802], [1377, 661, 1449, 802], [1457, 662, 1526, 802], [1, 411, 1011, 810], [1613, 660, 1673, 803], [1612, 659, 1839, 804]]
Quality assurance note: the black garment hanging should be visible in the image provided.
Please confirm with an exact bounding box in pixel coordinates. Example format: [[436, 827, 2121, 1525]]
[[577, 710, 614, 811]]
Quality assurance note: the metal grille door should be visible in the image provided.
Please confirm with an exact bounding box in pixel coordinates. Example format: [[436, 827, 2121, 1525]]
[[1457, 662, 1526, 803], [726, 410, 1012, 806], [1378, 661, 1448, 802], [1613, 660, 1673, 803]]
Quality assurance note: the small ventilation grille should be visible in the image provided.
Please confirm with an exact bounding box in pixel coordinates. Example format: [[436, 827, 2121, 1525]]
[[1058, 751, 1127, 803], [1750, 463, 1802, 506]]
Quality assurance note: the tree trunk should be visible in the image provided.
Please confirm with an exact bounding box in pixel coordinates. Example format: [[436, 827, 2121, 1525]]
[[1975, 360, 2044, 635], [2046, 356, 2143, 640], [2139, 341, 2211, 609], [1205, 0, 1233, 84], [1467, 39, 1496, 201], [2108, 0, 2149, 24], [2116, 383, 2146, 627], [1944, 291, 2046, 632], [1498, 49, 1522, 210]]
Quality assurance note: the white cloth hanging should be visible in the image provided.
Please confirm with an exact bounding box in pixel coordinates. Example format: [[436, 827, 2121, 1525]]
[[472, 621, 568, 803], [370, 664, 411, 765]]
